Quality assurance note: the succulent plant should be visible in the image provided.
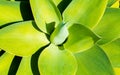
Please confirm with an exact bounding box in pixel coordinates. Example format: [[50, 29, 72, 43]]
[[0, 0, 120, 75]]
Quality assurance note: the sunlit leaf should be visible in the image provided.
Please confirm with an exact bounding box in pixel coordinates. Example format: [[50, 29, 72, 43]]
[[0, 1, 32, 27], [64, 24, 100, 53], [114, 68, 120, 75], [50, 23, 69, 45], [101, 38, 120, 68], [0, 52, 14, 75], [107, 0, 118, 7], [38, 44, 77, 75], [30, 0, 62, 34], [63, 0, 108, 28], [16, 56, 33, 75], [111, 0, 119, 8], [75, 45, 114, 75], [0, 21, 49, 56], [93, 8, 120, 45]]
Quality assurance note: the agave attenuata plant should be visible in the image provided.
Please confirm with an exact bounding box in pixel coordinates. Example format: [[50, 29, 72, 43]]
[[0, 0, 120, 75]]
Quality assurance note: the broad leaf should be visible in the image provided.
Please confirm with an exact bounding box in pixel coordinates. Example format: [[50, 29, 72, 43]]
[[64, 24, 100, 53], [75, 45, 114, 75], [30, 0, 62, 34], [63, 0, 108, 28], [114, 68, 120, 75], [0, 52, 14, 75], [101, 38, 120, 68], [0, 21, 49, 56], [93, 8, 120, 45], [38, 44, 77, 75]]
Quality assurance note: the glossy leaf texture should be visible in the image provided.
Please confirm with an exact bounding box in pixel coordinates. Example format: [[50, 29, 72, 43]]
[[75, 45, 114, 75], [0, 21, 49, 56], [93, 8, 120, 45], [64, 24, 100, 53], [38, 44, 77, 75], [63, 0, 108, 29], [30, 0, 62, 34], [0, 52, 14, 75]]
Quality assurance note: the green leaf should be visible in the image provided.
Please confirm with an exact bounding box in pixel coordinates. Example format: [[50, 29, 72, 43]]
[[16, 56, 33, 75], [30, 0, 62, 34], [50, 23, 69, 45], [101, 38, 120, 68], [0, 1, 32, 27], [0, 21, 49, 56], [75, 45, 114, 75], [38, 44, 77, 75], [52, 0, 62, 6], [63, 0, 108, 28], [93, 8, 120, 45], [0, 1, 22, 26], [0, 52, 14, 75], [107, 0, 118, 7], [64, 24, 100, 53]]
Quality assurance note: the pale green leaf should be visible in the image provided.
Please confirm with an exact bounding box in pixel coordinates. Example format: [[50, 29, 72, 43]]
[[93, 8, 120, 45], [63, 0, 108, 28], [0, 52, 14, 75], [64, 24, 100, 53], [38, 44, 77, 75], [0, 21, 49, 56], [50, 23, 69, 45], [75, 45, 114, 75], [30, 0, 62, 34]]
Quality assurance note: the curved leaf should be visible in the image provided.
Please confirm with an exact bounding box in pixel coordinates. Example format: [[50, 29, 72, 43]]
[[101, 38, 120, 68], [63, 0, 108, 28], [75, 45, 114, 75], [50, 23, 69, 45], [38, 44, 77, 75], [0, 1, 22, 26], [0, 1, 32, 27], [64, 24, 100, 53], [16, 56, 33, 75], [93, 8, 120, 45], [30, 0, 62, 34], [0, 21, 49, 56], [0, 52, 14, 75]]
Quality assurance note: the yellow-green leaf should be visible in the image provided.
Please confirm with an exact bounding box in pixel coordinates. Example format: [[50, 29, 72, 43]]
[[75, 45, 114, 75], [0, 21, 49, 56], [63, 0, 108, 28], [38, 44, 77, 75]]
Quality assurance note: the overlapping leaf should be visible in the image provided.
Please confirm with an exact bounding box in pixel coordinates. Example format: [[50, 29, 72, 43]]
[[0, 21, 49, 56], [38, 44, 77, 75], [75, 45, 114, 75], [63, 0, 108, 28], [64, 24, 100, 53], [30, 0, 62, 34], [93, 8, 120, 45]]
